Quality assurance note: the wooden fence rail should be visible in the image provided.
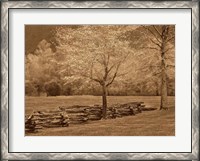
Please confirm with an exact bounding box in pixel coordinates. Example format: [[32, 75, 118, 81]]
[[25, 102, 157, 133]]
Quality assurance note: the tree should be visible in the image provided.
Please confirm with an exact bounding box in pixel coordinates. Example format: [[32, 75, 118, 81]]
[[142, 26, 174, 109], [26, 53, 44, 96], [44, 80, 61, 96], [124, 25, 175, 109], [54, 26, 133, 118], [25, 39, 58, 96], [25, 80, 38, 96]]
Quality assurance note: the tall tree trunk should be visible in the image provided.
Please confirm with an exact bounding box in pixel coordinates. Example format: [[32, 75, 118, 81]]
[[160, 56, 168, 110], [102, 84, 107, 119], [160, 26, 169, 110]]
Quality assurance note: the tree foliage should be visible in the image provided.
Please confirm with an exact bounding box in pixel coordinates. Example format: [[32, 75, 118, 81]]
[[124, 25, 175, 109], [25, 25, 175, 100], [54, 25, 134, 117], [44, 80, 61, 96], [25, 39, 58, 96]]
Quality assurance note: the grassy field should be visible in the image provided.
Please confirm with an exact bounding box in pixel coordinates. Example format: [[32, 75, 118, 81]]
[[25, 96, 175, 136]]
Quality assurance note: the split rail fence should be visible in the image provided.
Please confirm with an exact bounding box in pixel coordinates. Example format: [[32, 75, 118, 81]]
[[25, 102, 157, 133]]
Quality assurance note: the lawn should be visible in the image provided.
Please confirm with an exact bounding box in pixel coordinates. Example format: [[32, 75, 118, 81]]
[[25, 96, 175, 136]]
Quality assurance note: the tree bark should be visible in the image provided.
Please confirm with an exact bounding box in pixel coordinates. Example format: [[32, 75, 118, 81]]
[[102, 85, 108, 119], [160, 27, 168, 110], [160, 55, 168, 110]]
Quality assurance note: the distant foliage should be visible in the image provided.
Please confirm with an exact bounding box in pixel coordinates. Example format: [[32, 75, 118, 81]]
[[62, 86, 72, 96], [44, 81, 61, 96], [25, 81, 38, 96], [25, 39, 59, 96]]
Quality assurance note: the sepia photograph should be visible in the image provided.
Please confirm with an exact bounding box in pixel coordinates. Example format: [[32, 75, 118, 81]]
[[25, 25, 175, 136]]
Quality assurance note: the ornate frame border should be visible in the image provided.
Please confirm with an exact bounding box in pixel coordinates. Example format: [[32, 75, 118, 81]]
[[1, 1, 199, 160]]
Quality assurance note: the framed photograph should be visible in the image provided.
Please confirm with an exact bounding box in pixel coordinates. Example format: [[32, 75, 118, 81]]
[[1, 1, 199, 160]]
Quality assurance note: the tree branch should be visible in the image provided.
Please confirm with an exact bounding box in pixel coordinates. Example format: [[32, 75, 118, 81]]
[[153, 25, 162, 37], [164, 46, 174, 53], [116, 71, 130, 77], [165, 55, 175, 59], [106, 63, 121, 87], [89, 61, 103, 85], [142, 25, 162, 44], [103, 65, 108, 81], [152, 71, 162, 76], [166, 35, 175, 43], [107, 64, 115, 74], [139, 46, 160, 51], [150, 38, 162, 48], [83, 72, 103, 85], [106, 71, 117, 87], [90, 77, 103, 84], [167, 64, 175, 68], [106, 53, 110, 67]]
